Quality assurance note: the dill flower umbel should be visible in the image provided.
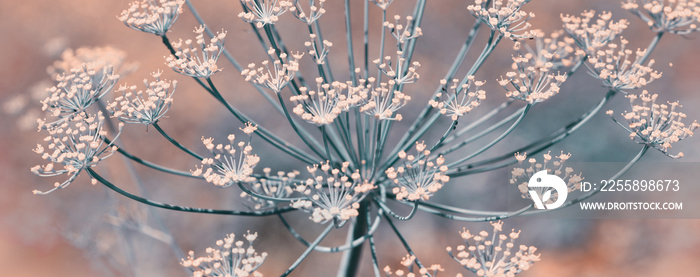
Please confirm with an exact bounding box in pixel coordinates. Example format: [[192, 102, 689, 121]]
[[31, 112, 122, 195], [374, 51, 421, 85], [497, 54, 567, 104], [192, 132, 260, 187], [622, 0, 700, 35], [586, 37, 661, 91], [118, 0, 185, 36], [562, 10, 629, 53], [304, 35, 332, 65], [515, 30, 579, 70], [290, 162, 374, 227], [467, 0, 536, 40], [107, 70, 176, 125], [429, 77, 486, 121], [608, 90, 699, 158], [290, 0, 326, 25], [38, 64, 120, 129], [385, 15, 423, 48], [240, 168, 298, 211], [446, 221, 540, 277], [386, 142, 449, 202], [181, 231, 267, 277], [238, 0, 292, 28], [165, 26, 227, 78], [510, 151, 583, 201], [290, 78, 348, 125], [242, 48, 302, 93], [359, 79, 411, 121], [383, 255, 444, 277]]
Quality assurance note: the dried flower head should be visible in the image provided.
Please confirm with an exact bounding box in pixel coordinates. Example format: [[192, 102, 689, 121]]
[[31, 112, 122, 195], [498, 54, 567, 104], [622, 0, 700, 35], [48, 46, 137, 79], [374, 51, 421, 85], [359, 78, 411, 121], [304, 34, 332, 65], [372, 0, 395, 10], [510, 151, 583, 201], [38, 64, 120, 129], [241, 168, 298, 210], [586, 37, 661, 91], [291, 162, 374, 227], [290, 0, 326, 24], [242, 49, 302, 93], [562, 10, 629, 53], [238, 0, 293, 28], [430, 77, 486, 121], [385, 15, 423, 49], [515, 30, 579, 70], [291, 78, 348, 125], [467, 0, 536, 40], [192, 133, 260, 187], [446, 221, 540, 277], [383, 255, 445, 277], [107, 70, 176, 125], [118, 0, 185, 36], [181, 231, 267, 277], [166, 26, 227, 78], [608, 90, 699, 158], [386, 142, 449, 201]]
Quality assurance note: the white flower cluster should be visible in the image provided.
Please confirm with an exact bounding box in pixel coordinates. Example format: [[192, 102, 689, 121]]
[[166, 26, 227, 78], [386, 142, 449, 202], [291, 162, 374, 227], [107, 70, 176, 125]]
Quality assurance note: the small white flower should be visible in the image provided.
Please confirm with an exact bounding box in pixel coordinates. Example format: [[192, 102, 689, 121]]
[[165, 26, 227, 78], [32, 112, 122, 195], [181, 231, 267, 277], [107, 70, 176, 125], [238, 0, 293, 28], [118, 0, 185, 36]]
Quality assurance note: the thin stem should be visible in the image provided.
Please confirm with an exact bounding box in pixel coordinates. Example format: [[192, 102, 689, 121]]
[[439, 105, 525, 156], [382, 212, 424, 269], [105, 137, 201, 179], [280, 224, 334, 277], [450, 90, 616, 176], [366, 203, 381, 277], [205, 77, 318, 164], [344, 0, 357, 83], [153, 122, 203, 161], [639, 32, 664, 65], [377, 198, 419, 221], [446, 104, 530, 168], [88, 168, 294, 216]]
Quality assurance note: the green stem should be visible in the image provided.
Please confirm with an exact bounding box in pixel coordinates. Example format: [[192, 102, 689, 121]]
[[153, 122, 203, 161], [281, 224, 334, 277], [87, 168, 294, 216]]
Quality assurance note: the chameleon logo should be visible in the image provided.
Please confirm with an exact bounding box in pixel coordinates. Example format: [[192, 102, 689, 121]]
[[528, 170, 568, 210]]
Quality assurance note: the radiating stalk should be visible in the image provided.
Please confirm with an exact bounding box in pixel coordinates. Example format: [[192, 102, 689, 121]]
[[281, 224, 334, 277]]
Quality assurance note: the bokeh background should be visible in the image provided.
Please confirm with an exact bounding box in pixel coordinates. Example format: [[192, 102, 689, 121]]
[[1, 0, 699, 276]]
